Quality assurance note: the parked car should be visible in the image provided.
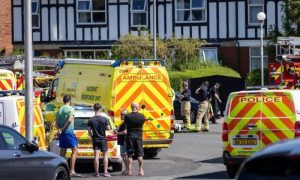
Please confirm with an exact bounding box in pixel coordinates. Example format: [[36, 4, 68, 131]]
[[173, 93, 199, 124], [0, 124, 69, 180], [49, 106, 122, 171], [236, 139, 300, 180]]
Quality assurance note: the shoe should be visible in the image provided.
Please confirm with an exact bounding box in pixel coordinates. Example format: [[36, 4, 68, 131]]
[[121, 170, 127, 175], [138, 170, 144, 176], [94, 173, 100, 177], [103, 173, 111, 177], [70, 173, 82, 177], [127, 170, 132, 176]]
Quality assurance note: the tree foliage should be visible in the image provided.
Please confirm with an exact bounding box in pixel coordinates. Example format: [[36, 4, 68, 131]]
[[283, 0, 300, 36]]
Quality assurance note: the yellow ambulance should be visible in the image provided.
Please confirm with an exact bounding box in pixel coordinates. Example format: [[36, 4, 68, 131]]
[[222, 89, 300, 178], [0, 70, 16, 90], [42, 59, 174, 158], [0, 91, 46, 150]]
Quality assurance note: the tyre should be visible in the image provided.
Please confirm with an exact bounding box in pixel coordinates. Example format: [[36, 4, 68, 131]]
[[112, 162, 122, 172], [226, 165, 239, 179], [190, 110, 196, 124], [53, 166, 69, 180], [144, 148, 160, 158]]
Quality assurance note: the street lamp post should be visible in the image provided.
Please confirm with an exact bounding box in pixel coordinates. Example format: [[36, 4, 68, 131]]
[[153, 0, 157, 59], [257, 12, 266, 88]]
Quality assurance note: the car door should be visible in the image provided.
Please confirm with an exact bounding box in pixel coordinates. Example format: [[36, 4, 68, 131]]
[[0, 127, 44, 180], [0, 131, 14, 180]]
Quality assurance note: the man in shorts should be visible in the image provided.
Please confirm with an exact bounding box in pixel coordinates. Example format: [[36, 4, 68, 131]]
[[88, 103, 111, 177], [55, 95, 80, 177], [124, 103, 145, 176]]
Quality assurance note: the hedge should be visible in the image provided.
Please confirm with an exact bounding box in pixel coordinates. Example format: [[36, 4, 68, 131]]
[[169, 66, 241, 91]]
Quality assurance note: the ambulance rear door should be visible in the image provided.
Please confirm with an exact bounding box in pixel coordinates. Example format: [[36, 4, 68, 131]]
[[226, 92, 262, 157], [260, 91, 296, 148]]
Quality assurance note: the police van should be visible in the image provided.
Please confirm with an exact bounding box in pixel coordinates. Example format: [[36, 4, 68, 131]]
[[42, 59, 174, 158], [222, 89, 300, 178]]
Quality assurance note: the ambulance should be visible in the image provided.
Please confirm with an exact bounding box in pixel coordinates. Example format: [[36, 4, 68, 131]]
[[222, 89, 300, 178], [42, 59, 175, 158], [0, 91, 47, 150], [0, 70, 16, 90]]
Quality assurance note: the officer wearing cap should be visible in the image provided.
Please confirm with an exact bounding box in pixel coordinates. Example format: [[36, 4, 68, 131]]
[[180, 81, 191, 129]]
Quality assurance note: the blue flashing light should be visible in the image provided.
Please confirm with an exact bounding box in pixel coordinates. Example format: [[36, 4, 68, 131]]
[[111, 59, 165, 67]]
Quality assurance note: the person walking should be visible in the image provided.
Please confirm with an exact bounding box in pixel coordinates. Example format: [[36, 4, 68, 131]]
[[125, 103, 145, 176], [87, 103, 111, 177], [114, 109, 129, 175], [55, 95, 81, 177], [195, 81, 210, 132], [210, 83, 222, 123], [180, 82, 191, 130]]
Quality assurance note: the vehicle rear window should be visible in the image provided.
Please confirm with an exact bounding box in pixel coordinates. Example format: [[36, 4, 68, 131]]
[[74, 117, 112, 130]]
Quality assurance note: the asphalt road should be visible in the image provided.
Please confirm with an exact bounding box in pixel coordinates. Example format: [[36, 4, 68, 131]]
[[74, 120, 231, 180]]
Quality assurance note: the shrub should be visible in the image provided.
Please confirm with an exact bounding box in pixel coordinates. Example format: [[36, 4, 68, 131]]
[[247, 68, 269, 86]]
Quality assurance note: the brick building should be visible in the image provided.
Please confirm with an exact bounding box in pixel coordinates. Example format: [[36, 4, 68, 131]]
[[0, 0, 13, 54]]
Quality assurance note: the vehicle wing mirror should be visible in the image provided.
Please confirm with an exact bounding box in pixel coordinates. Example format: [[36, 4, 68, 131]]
[[29, 141, 39, 153], [40, 91, 47, 102]]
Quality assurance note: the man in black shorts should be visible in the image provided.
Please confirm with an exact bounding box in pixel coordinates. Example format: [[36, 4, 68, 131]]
[[125, 102, 145, 176], [88, 103, 111, 177]]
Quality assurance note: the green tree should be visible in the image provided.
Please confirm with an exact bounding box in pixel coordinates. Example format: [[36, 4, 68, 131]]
[[283, 0, 300, 36]]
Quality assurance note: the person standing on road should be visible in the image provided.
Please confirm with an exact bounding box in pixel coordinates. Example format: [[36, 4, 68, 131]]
[[114, 109, 129, 175], [210, 83, 222, 123], [195, 81, 210, 132], [88, 103, 111, 177], [55, 95, 81, 177], [125, 102, 145, 176], [180, 82, 191, 130]]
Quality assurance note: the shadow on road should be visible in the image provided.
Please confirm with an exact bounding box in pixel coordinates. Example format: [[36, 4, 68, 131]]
[[195, 157, 224, 164], [175, 171, 229, 179]]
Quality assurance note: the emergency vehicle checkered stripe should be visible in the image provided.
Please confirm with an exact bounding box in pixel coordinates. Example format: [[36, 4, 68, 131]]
[[113, 67, 172, 142], [17, 100, 46, 150], [224, 92, 295, 156], [0, 79, 13, 90]]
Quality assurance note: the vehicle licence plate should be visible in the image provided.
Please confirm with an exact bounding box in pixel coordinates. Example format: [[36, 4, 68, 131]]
[[232, 138, 257, 146]]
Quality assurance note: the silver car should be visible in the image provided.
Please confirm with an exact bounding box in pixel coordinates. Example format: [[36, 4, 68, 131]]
[[0, 125, 70, 180]]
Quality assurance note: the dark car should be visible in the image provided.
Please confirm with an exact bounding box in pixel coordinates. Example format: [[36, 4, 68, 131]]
[[0, 125, 70, 180], [173, 93, 199, 124], [236, 139, 300, 180]]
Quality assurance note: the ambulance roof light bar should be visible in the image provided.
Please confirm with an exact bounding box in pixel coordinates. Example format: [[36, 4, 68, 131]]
[[111, 59, 165, 67], [63, 58, 116, 65]]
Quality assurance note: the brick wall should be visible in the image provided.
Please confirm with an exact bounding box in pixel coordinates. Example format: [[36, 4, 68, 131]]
[[219, 46, 249, 78], [0, 0, 13, 54]]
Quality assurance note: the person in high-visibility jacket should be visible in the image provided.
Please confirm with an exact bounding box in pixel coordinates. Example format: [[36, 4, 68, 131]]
[[180, 82, 191, 129]]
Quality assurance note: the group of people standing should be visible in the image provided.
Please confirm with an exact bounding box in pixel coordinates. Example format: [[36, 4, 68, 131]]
[[180, 81, 222, 131], [55, 95, 146, 177]]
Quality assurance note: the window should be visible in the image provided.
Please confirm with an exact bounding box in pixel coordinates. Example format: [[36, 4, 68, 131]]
[[250, 47, 268, 71], [130, 0, 147, 27], [32, 0, 40, 29], [200, 48, 218, 64], [0, 128, 26, 150], [175, 0, 206, 23], [64, 50, 111, 59], [76, 0, 106, 24], [248, 0, 264, 25]]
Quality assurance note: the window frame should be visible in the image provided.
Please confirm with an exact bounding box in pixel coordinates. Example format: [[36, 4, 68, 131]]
[[200, 47, 219, 64], [130, 0, 148, 27], [76, 0, 107, 25], [175, 0, 207, 23], [32, 0, 40, 29], [249, 47, 268, 72], [248, 0, 264, 26], [64, 49, 111, 59]]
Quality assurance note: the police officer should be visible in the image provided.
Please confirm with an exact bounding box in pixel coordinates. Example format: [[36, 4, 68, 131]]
[[180, 81, 191, 129], [195, 81, 210, 132]]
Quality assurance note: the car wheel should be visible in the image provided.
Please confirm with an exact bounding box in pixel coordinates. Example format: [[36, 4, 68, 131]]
[[53, 166, 69, 180], [190, 110, 196, 124], [112, 162, 122, 172], [144, 148, 160, 158], [226, 164, 239, 178]]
